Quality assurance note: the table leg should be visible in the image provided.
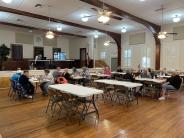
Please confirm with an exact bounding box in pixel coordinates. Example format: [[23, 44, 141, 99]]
[[92, 95, 99, 119]]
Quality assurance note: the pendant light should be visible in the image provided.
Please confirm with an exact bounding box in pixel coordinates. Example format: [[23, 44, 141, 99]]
[[158, 5, 167, 39], [45, 6, 54, 39]]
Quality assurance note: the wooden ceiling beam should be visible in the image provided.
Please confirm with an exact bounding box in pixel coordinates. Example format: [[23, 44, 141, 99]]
[[0, 6, 120, 36], [79, 0, 161, 34], [0, 21, 87, 38]]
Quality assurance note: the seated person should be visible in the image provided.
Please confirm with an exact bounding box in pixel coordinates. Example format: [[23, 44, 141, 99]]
[[158, 67, 168, 76], [52, 66, 62, 83], [117, 66, 123, 72], [122, 71, 135, 82], [159, 72, 182, 101], [72, 67, 79, 76], [148, 68, 155, 79], [80, 67, 91, 86], [11, 69, 22, 82], [19, 70, 35, 99], [140, 69, 152, 78], [62, 68, 71, 81], [40, 69, 54, 96], [104, 66, 112, 76]]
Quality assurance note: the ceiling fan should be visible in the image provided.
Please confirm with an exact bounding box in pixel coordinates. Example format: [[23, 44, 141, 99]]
[[81, 0, 123, 24], [155, 5, 177, 39]]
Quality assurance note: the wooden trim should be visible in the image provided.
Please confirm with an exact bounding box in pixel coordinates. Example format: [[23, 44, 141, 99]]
[[0, 21, 87, 38]]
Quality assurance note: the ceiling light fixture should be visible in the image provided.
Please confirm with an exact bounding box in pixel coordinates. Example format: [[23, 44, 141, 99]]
[[172, 15, 181, 23], [94, 34, 99, 39], [1, 0, 12, 3], [98, 13, 110, 24], [57, 26, 62, 31], [139, 0, 145, 2], [158, 32, 167, 39], [121, 27, 127, 33], [104, 41, 110, 46], [81, 14, 89, 22], [46, 31, 55, 39]]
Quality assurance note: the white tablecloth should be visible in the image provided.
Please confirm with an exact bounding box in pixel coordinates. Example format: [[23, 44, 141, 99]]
[[49, 84, 103, 97]]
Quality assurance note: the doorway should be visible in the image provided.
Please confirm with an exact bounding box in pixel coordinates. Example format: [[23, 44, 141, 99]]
[[111, 58, 118, 71], [80, 48, 87, 67], [11, 44, 23, 60], [34, 47, 44, 59]]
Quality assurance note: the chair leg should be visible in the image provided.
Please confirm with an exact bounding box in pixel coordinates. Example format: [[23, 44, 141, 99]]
[[46, 99, 51, 114]]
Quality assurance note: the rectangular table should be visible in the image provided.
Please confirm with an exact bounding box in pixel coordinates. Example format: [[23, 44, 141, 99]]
[[135, 78, 166, 98], [49, 84, 103, 122], [94, 79, 142, 88], [94, 79, 142, 106]]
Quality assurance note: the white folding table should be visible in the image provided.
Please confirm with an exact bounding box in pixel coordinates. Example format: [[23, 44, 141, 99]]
[[49, 84, 103, 121], [94, 79, 142, 105]]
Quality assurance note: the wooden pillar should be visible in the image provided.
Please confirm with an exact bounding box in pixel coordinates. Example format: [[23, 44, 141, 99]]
[[108, 33, 122, 66], [154, 35, 161, 70]]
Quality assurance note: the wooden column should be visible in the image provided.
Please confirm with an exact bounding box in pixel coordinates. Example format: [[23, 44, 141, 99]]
[[154, 35, 161, 70], [108, 33, 122, 66]]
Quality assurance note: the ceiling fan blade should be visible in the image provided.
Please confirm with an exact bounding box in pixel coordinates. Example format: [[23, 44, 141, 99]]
[[167, 33, 178, 35], [91, 7, 99, 12], [110, 15, 123, 20], [83, 15, 97, 18]]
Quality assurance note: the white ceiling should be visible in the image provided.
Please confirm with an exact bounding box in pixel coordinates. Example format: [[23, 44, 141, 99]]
[[105, 0, 184, 25], [0, 0, 184, 36]]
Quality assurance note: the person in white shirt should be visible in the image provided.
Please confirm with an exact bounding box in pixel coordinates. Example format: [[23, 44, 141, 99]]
[[40, 69, 54, 96]]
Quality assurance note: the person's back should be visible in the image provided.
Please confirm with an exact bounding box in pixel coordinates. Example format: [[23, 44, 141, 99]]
[[19, 74, 29, 88], [11, 73, 21, 82], [141, 70, 152, 78], [123, 73, 135, 82], [167, 75, 182, 89], [62, 68, 70, 80], [53, 67, 62, 79]]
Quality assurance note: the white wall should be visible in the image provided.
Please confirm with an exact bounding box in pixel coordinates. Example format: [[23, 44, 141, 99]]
[[69, 37, 91, 59], [121, 30, 156, 69], [57, 37, 70, 59], [95, 35, 117, 67], [0, 27, 70, 59], [161, 23, 184, 71]]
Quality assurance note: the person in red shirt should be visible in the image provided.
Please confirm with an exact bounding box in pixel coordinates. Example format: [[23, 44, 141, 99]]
[[104, 66, 112, 76]]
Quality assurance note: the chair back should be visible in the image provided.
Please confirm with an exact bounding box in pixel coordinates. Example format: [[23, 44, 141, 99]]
[[56, 77, 68, 84]]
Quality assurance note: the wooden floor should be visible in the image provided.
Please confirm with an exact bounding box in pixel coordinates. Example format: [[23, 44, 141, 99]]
[[1, 88, 184, 138]]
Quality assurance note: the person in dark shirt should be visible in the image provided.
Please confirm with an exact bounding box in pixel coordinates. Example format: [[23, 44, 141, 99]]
[[117, 66, 123, 72], [122, 71, 135, 82], [19, 70, 35, 99], [62, 68, 71, 81], [159, 72, 182, 100]]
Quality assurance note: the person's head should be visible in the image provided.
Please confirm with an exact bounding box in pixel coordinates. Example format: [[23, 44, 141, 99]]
[[64, 68, 68, 73], [148, 68, 152, 73], [82, 67, 87, 72], [105, 66, 110, 71], [56, 67, 61, 72], [73, 67, 76, 72], [23, 70, 29, 77], [44, 69, 50, 75]]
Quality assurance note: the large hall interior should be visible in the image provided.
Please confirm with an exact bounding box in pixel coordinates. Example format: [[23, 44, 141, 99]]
[[0, 0, 184, 137]]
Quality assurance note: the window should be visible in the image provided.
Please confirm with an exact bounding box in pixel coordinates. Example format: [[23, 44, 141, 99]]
[[100, 51, 106, 59], [124, 49, 132, 67], [142, 57, 150, 68]]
